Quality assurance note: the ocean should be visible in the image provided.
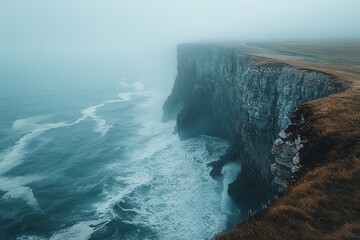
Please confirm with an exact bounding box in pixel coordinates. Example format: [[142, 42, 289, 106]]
[[0, 64, 240, 239]]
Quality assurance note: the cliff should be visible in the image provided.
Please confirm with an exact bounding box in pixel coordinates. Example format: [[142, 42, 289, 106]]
[[162, 43, 341, 210]]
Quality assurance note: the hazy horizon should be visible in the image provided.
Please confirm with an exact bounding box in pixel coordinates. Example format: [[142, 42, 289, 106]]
[[1, 0, 360, 95], [1, 0, 360, 56]]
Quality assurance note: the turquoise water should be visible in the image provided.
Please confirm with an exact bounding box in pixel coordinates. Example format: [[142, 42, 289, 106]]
[[0, 72, 240, 239]]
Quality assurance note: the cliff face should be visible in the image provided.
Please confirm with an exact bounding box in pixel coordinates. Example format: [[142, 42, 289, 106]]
[[163, 44, 340, 209]]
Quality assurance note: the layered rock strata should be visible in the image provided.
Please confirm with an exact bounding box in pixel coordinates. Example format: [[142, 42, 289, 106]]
[[163, 43, 341, 209]]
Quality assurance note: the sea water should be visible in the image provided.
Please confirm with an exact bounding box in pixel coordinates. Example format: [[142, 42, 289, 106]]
[[0, 73, 240, 240]]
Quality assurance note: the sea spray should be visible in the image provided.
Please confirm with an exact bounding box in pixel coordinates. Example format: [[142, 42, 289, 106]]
[[221, 162, 241, 214]]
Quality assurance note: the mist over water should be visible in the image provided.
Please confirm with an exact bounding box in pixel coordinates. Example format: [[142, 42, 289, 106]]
[[0, 0, 359, 239]]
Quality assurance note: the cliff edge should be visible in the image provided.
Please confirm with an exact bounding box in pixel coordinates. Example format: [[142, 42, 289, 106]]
[[163, 42, 360, 239], [163, 43, 341, 209], [215, 43, 360, 240]]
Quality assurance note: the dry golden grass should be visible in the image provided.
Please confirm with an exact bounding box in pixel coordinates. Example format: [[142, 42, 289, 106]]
[[217, 159, 360, 240], [216, 42, 360, 240]]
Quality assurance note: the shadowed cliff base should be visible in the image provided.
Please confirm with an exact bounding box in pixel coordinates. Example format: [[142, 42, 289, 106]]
[[214, 42, 360, 239]]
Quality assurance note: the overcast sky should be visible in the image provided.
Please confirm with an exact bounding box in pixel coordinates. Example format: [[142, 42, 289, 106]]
[[0, 0, 360, 95], [1, 0, 360, 57]]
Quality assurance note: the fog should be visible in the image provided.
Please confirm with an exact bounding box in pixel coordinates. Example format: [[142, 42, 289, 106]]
[[1, 0, 359, 95]]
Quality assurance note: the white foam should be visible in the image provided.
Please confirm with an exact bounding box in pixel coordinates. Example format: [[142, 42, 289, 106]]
[[1, 129, 47, 175], [0, 177, 40, 210], [0, 123, 73, 208], [0, 98, 125, 208], [0, 174, 44, 210], [94, 171, 153, 217], [0, 121, 78, 175], [81, 97, 131, 136], [0, 84, 149, 215], [81, 103, 109, 136], [49, 219, 109, 240], [133, 81, 145, 92], [118, 92, 132, 101], [221, 162, 241, 214], [0, 93, 128, 187], [4, 81, 234, 239], [98, 120, 230, 240], [12, 116, 49, 131], [0, 121, 83, 209]]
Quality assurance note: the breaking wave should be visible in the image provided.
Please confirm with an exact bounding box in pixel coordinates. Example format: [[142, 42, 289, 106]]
[[2, 81, 239, 240]]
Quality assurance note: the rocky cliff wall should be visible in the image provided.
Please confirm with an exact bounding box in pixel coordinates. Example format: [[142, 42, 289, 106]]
[[163, 43, 340, 210]]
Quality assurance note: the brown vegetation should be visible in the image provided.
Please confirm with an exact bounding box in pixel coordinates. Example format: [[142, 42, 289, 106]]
[[216, 42, 360, 240]]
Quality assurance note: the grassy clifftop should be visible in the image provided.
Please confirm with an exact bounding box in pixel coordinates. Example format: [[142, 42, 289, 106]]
[[216, 42, 360, 240]]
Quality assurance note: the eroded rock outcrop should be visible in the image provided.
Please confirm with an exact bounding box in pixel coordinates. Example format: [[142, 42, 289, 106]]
[[271, 122, 304, 190], [163, 43, 341, 210]]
